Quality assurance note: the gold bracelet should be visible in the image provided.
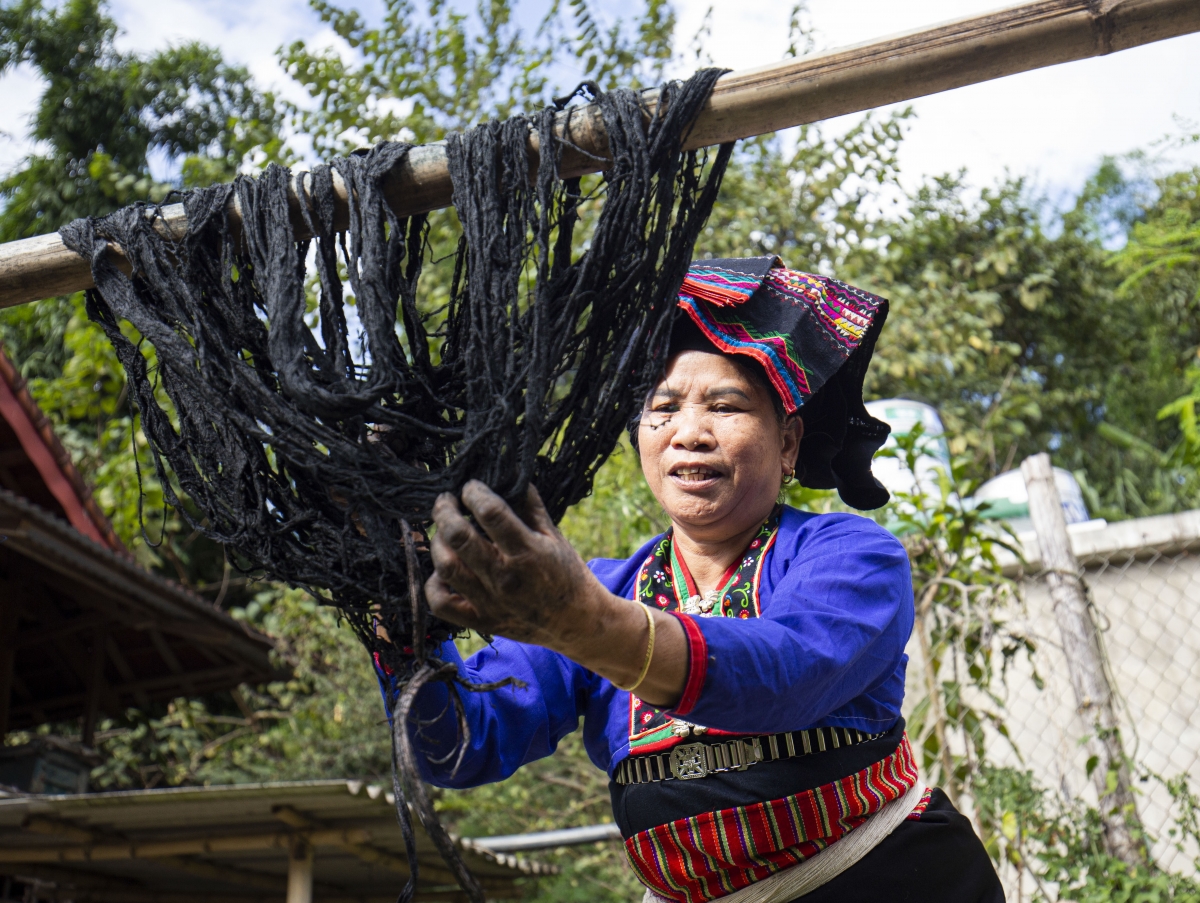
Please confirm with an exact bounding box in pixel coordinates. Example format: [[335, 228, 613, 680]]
[[614, 603, 656, 694]]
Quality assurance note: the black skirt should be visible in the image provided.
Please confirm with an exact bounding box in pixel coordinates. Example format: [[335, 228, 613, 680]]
[[793, 789, 1004, 903], [611, 720, 1005, 903]]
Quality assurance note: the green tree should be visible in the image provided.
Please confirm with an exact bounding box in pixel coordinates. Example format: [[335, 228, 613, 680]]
[[1111, 166, 1200, 480], [0, 0, 282, 239], [0, 0, 284, 578], [859, 169, 1200, 519], [696, 113, 908, 272], [8, 3, 1200, 900], [281, 0, 676, 153]]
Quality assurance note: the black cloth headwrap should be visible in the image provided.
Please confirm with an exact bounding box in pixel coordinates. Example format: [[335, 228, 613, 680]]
[[634, 256, 892, 510]]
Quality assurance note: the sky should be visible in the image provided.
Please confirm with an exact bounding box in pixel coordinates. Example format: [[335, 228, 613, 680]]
[[0, 0, 1197, 201]]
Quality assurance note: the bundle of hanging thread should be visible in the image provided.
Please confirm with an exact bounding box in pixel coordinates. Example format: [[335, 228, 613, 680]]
[[60, 71, 731, 901]]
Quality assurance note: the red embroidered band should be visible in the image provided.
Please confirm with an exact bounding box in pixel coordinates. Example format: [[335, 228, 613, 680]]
[[624, 734, 926, 903], [668, 612, 707, 717]]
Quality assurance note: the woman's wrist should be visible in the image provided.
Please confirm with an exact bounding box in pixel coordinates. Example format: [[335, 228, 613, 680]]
[[546, 585, 687, 708]]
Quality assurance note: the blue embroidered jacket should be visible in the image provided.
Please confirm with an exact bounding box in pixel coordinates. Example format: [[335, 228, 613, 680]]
[[396, 506, 913, 787]]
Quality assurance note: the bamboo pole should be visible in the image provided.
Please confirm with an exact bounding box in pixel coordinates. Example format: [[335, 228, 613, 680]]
[[0, 0, 1196, 309], [1020, 453, 1146, 866]]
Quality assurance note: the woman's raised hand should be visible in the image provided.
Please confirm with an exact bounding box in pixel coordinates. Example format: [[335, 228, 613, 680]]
[[425, 481, 603, 647], [424, 480, 688, 707]]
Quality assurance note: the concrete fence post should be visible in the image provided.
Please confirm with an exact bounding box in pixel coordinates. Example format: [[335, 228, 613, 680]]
[[1020, 452, 1145, 865]]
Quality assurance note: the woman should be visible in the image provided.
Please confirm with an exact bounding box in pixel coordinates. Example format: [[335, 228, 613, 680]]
[[406, 257, 1004, 902]]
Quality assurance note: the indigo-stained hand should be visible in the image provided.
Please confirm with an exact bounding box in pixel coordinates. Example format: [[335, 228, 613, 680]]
[[425, 480, 688, 706], [425, 481, 605, 647]]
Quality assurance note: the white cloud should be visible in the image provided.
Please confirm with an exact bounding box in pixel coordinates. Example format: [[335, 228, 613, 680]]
[[672, 0, 1200, 195], [108, 0, 322, 104], [0, 62, 48, 175]]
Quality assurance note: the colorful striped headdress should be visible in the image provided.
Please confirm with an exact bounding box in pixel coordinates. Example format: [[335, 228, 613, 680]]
[[674, 256, 892, 509]]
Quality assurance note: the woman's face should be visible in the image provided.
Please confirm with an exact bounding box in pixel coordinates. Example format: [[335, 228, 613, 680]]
[[638, 350, 802, 542]]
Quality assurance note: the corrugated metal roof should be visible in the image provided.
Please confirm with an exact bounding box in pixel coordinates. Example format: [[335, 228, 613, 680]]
[[0, 779, 553, 901]]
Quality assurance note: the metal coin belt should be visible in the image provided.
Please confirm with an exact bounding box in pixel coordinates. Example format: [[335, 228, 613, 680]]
[[615, 726, 885, 785]]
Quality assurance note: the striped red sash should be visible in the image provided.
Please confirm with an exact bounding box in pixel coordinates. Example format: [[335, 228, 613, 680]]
[[624, 734, 928, 903]]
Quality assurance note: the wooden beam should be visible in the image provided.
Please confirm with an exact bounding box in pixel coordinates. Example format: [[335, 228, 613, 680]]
[[11, 814, 483, 891], [0, 563, 145, 642], [7, 888, 498, 903], [22, 815, 97, 841], [0, 828, 514, 894], [14, 612, 111, 649], [20, 814, 303, 897], [286, 838, 314, 903], [0, 578, 119, 717], [271, 804, 460, 884], [0, 0, 1196, 308], [156, 856, 285, 894], [147, 627, 196, 697], [7, 664, 248, 719], [6, 560, 251, 657], [0, 863, 151, 895], [18, 816, 350, 898], [5, 577, 124, 718], [82, 627, 109, 746], [0, 599, 17, 738], [104, 635, 149, 708], [0, 826, 377, 861], [0, 525, 276, 677]]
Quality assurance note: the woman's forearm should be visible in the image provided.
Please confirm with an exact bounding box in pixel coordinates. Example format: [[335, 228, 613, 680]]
[[547, 580, 688, 709]]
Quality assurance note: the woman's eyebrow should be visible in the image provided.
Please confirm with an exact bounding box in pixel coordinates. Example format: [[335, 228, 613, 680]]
[[704, 386, 752, 401], [651, 386, 752, 400]]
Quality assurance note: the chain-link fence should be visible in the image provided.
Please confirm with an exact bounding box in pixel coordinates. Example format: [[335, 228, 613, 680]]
[[903, 506, 1200, 897]]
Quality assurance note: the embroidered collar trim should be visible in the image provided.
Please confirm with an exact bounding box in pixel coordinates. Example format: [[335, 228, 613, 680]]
[[628, 509, 781, 753]]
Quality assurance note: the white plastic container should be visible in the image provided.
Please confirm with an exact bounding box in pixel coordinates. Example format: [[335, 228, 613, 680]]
[[974, 467, 1091, 534], [864, 399, 951, 497]]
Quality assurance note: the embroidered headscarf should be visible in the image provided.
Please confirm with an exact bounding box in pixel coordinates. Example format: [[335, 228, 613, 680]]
[[665, 255, 892, 510]]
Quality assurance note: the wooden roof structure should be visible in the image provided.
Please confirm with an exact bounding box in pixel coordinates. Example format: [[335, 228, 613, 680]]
[[0, 346, 282, 743], [0, 780, 554, 902]]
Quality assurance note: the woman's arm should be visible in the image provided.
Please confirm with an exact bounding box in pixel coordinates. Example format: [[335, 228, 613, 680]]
[[425, 480, 689, 708], [391, 636, 601, 787]]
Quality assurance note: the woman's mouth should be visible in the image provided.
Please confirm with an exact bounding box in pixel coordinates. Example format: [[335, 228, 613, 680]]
[[669, 465, 724, 488]]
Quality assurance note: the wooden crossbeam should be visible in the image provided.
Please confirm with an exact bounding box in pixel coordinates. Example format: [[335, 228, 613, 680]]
[[7, 888, 499, 903], [18, 814, 337, 898], [0, 826, 372, 862], [6, 821, 523, 899], [270, 804, 464, 887], [7, 664, 249, 719], [0, 532, 275, 679], [0, 0, 1194, 309], [0, 599, 17, 737]]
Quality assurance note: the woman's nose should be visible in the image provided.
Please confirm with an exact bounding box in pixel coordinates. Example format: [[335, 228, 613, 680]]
[[670, 407, 714, 449]]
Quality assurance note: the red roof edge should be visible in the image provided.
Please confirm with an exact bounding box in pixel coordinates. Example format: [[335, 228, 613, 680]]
[[0, 344, 128, 556]]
